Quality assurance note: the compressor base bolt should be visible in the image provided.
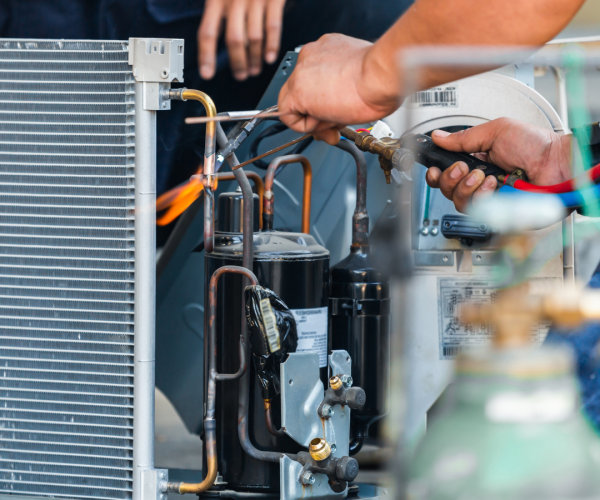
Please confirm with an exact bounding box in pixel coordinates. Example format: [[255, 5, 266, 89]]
[[301, 472, 316, 485], [320, 404, 334, 419]]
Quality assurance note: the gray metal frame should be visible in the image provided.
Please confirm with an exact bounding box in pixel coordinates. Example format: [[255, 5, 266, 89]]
[[132, 80, 158, 500]]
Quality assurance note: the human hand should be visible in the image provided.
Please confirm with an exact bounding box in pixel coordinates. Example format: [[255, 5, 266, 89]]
[[278, 34, 402, 145], [425, 118, 573, 213], [197, 0, 286, 81]]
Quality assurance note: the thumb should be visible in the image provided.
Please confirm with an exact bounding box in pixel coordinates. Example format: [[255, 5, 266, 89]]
[[431, 121, 502, 154]]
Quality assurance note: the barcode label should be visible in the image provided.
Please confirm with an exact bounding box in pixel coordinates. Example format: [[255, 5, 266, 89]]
[[409, 86, 458, 108], [259, 298, 281, 353]]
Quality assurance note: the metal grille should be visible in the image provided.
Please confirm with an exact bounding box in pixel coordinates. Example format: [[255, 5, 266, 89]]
[[0, 40, 135, 500]]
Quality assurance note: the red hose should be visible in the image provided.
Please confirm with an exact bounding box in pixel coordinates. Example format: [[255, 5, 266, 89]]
[[512, 162, 600, 193]]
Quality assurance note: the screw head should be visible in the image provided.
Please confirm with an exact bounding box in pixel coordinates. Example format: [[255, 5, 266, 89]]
[[421, 227, 429, 236], [340, 375, 353, 388], [321, 404, 334, 418], [302, 472, 316, 485], [431, 227, 439, 236], [330, 444, 337, 454]]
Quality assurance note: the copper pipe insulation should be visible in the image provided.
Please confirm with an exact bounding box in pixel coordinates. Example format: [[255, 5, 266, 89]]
[[263, 155, 312, 234], [232, 134, 312, 171], [171, 88, 218, 252], [168, 266, 258, 495], [264, 399, 285, 437], [336, 140, 369, 249], [216, 172, 264, 230]]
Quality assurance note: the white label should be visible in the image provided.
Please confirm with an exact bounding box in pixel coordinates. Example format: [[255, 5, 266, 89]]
[[291, 307, 328, 367], [408, 85, 458, 108], [259, 298, 280, 353], [437, 277, 558, 359]]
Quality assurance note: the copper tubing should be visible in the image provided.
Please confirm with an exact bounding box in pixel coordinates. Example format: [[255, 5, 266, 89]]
[[181, 89, 217, 252], [263, 399, 284, 437], [232, 134, 312, 171], [263, 154, 312, 233], [216, 172, 264, 230], [336, 140, 369, 249], [169, 266, 258, 495]]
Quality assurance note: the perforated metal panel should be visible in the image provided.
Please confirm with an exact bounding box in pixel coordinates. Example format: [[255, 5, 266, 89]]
[[0, 39, 135, 500]]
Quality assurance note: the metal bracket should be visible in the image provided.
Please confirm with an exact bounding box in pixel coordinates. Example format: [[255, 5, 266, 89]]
[[281, 351, 350, 458], [141, 469, 168, 500], [280, 455, 347, 500], [328, 351, 351, 381], [129, 38, 184, 83], [128, 38, 184, 111]]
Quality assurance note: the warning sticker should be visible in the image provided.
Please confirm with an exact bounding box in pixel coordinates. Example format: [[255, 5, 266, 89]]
[[438, 278, 557, 360], [291, 307, 328, 368], [408, 85, 458, 108]]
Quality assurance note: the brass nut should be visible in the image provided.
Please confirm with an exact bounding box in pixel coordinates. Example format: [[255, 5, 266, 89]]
[[329, 375, 342, 390], [309, 437, 331, 461]]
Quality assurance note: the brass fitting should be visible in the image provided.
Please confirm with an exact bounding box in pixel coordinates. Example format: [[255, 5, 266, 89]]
[[309, 438, 331, 462], [263, 399, 271, 410], [329, 375, 343, 390]]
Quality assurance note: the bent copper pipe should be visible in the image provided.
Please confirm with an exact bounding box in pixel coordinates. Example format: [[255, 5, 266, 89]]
[[216, 172, 264, 230], [213, 131, 295, 463], [264, 399, 285, 437], [336, 140, 369, 249], [173, 88, 218, 252], [263, 154, 312, 234], [168, 266, 258, 495]]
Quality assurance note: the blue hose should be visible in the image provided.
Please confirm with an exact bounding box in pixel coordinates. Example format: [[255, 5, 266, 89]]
[[499, 184, 600, 208]]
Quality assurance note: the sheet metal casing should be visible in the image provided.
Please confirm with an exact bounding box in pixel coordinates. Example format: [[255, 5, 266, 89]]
[[203, 230, 329, 492]]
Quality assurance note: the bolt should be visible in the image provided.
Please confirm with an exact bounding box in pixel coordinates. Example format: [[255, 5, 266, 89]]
[[330, 444, 337, 454], [340, 375, 353, 388], [302, 472, 316, 485], [431, 227, 439, 236], [321, 404, 334, 418], [421, 227, 429, 236]]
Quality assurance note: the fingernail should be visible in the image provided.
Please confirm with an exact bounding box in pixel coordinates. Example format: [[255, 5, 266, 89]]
[[200, 65, 212, 78], [480, 176, 496, 191], [466, 170, 483, 187], [266, 52, 277, 64], [432, 129, 451, 138], [248, 67, 260, 76], [450, 163, 465, 179], [234, 71, 247, 81]]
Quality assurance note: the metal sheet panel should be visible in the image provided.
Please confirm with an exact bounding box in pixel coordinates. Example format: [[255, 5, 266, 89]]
[[0, 39, 135, 500]]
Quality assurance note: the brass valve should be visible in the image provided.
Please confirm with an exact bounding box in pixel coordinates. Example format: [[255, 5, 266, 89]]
[[340, 127, 415, 184], [329, 375, 343, 390], [309, 437, 332, 461]]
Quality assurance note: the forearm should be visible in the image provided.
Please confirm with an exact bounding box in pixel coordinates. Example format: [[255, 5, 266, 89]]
[[360, 0, 586, 106]]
